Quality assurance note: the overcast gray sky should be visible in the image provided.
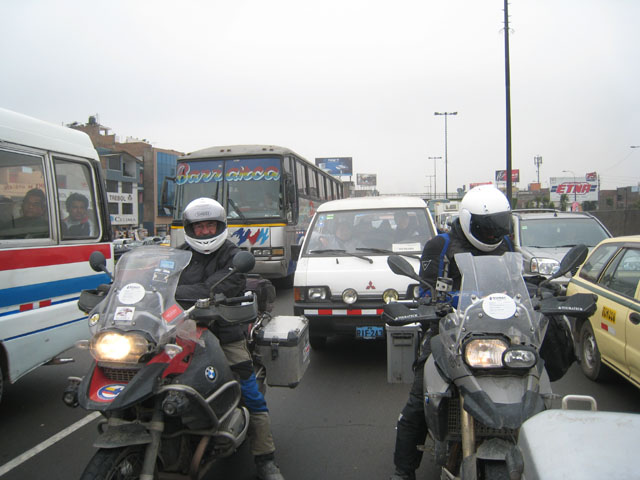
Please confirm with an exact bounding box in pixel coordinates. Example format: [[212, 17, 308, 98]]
[[1, 0, 639, 194]]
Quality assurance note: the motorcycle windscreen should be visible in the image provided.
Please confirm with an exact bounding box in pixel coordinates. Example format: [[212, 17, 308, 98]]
[[443, 252, 547, 349], [89, 246, 192, 345]]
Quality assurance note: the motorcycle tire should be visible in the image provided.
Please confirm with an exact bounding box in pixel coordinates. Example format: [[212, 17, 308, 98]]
[[80, 445, 156, 480], [579, 322, 612, 382]]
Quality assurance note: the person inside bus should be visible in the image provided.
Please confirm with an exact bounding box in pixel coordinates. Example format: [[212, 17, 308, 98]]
[[175, 197, 285, 480], [62, 192, 96, 237], [3, 188, 49, 238]]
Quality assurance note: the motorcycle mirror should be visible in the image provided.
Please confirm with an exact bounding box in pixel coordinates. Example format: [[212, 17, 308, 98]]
[[552, 244, 588, 279], [388, 255, 420, 280], [89, 250, 114, 281], [232, 250, 256, 274], [89, 251, 107, 272]]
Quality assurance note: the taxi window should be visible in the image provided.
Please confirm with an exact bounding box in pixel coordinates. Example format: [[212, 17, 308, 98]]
[[579, 244, 619, 283], [600, 248, 640, 298]]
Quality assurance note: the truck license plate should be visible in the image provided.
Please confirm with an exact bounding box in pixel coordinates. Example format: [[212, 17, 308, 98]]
[[356, 326, 383, 339]]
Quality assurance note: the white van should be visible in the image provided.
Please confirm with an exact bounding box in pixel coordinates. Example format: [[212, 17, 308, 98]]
[[0, 108, 114, 404], [293, 196, 436, 348]]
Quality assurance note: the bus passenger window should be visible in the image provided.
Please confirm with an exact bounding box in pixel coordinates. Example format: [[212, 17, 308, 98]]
[[54, 158, 99, 240], [0, 151, 50, 240]]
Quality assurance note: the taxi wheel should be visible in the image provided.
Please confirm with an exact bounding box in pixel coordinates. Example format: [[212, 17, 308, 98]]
[[579, 322, 610, 381]]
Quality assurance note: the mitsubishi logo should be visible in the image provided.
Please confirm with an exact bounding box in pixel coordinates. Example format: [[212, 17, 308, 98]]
[[366, 281, 376, 290]]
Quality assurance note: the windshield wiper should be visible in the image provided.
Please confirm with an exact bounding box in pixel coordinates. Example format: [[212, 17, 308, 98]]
[[356, 247, 420, 260], [227, 198, 246, 220], [308, 249, 373, 263]]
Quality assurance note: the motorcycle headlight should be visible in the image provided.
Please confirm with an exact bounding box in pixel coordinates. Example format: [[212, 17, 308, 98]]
[[463, 338, 509, 369], [383, 289, 399, 304], [90, 331, 151, 364], [503, 347, 537, 369], [412, 285, 421, 299], [342, 288, 358, 304], [530, 258, 560, 276]]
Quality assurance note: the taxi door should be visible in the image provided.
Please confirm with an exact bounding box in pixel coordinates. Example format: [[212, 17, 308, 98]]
[[626, 284, 640, 383]]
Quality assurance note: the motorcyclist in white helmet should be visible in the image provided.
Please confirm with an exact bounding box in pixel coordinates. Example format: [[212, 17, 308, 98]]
[[176, 197, 285, 480], [390, 185, 513, 480]]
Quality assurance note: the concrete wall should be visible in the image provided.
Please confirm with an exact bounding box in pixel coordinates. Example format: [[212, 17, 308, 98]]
[[591, 210, 640, 237]]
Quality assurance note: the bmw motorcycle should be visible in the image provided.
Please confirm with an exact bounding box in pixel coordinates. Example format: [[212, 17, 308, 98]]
[[63, 245, 270, 480], [385, 246, 597, 480]]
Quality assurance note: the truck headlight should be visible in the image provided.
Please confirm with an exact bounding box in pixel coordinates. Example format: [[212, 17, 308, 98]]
[[463, 338, 508, 368], [306, 287, 329, 301], [383, 289, 399, 304], [342, 288, 358, 304], [90, 331, 151, 364], [530, 258, 560, 275]]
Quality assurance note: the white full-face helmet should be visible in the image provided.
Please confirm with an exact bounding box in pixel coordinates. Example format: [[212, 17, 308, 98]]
[[183, 198, 228, 254], [458, 185, 512, 252]]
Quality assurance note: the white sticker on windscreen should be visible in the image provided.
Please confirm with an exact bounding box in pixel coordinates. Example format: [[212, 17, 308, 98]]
[[482, 293, 516, 320], [117, 283, 146, 305]]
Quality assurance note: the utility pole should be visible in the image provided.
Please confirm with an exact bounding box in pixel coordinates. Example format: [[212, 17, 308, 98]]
[[428, 156, 442, 199], [433, 113, 457, 199], [503, 0, 513, 203]]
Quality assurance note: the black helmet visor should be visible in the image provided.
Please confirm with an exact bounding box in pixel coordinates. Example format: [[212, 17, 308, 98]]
[[469, 211, 512, 245]]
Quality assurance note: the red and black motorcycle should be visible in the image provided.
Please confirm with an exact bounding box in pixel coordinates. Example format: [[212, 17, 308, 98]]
[[63, 246, 269, 479]]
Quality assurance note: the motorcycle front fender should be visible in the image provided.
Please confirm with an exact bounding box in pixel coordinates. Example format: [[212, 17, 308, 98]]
[[93, 422, 152, 449], [423, 355, 453, 442]]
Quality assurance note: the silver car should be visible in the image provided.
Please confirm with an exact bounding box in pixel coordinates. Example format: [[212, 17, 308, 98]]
[[512, 209, 612, 282]]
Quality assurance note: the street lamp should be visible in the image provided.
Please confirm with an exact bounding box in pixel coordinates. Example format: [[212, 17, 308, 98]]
[[428, 156, 442, 199], [434, 112, 457, 199], [562, 169, 577, 203]]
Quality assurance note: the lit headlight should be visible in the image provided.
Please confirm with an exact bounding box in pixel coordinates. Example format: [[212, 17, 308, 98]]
[[342, 288, 358, 304], [503, 348, 537, 369], [307, 287, 328, 301], [383, 289, 399, 304], [530, 258, 560, 275], [464, 338, 508, 368], [90, 331, 150, 364]]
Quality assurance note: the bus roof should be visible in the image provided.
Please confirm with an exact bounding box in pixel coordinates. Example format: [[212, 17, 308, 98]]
[[0, 108, 98, 161], [179, 144, 303, 161], [317, 195, 427, 213]]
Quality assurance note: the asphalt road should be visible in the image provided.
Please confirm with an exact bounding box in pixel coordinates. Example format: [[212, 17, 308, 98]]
[[1, 285, 639, 480]]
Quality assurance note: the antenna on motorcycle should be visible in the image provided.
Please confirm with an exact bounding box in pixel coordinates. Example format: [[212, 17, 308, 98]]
[[208, 250, 256, 298], [537, 244, 588, 295], [89, 251, 114, 281], [387, 255, 436, 296]]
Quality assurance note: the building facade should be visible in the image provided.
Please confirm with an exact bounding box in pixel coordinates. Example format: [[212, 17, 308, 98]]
[[70, 117, 182, 236]]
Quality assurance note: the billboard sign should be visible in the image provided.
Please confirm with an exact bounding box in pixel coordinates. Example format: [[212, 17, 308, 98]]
[[356, 173, 377, 186], [315, 157, 353, 176], [550, 177, 598, 202], [495, 169, 520, 183]]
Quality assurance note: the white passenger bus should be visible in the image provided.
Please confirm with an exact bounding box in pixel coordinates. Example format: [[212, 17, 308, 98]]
[[170, 145, 344, 282], [0, 108, 113, 404]]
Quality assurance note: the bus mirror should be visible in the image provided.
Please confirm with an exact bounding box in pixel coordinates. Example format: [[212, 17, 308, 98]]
[[290, 244, 301, 260]]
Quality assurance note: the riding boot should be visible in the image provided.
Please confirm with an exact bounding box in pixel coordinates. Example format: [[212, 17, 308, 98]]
[[249, 412, 283, 479]]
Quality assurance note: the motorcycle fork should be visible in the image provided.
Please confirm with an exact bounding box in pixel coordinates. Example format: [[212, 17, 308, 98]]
[[460, 394, 476, 460], [140, 398, 164, 480]]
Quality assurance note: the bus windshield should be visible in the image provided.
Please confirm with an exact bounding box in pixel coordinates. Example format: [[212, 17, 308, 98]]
[[174, 156, 284, 222]]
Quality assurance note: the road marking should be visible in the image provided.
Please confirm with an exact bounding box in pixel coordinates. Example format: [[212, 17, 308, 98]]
[[0, 411, 101, 477]]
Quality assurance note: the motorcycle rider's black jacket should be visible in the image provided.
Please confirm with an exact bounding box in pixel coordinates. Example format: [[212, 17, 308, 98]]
[[176, 240, 247, 345], [419, 218, 510, 291]]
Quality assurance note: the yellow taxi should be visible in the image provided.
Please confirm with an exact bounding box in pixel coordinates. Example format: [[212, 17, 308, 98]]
[[566, 235, 640, 389]]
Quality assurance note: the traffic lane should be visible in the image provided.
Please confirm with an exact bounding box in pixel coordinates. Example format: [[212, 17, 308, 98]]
[[206, 336, 439, 480], [0, 346, 94, 463], [552, 361, 640, 413]]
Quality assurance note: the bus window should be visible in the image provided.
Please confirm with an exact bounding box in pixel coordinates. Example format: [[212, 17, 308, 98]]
[[308, 169, 318, 198], [54, 158, 100, 239], [296, 160, 307, 195], [0, 150, 51, 240]]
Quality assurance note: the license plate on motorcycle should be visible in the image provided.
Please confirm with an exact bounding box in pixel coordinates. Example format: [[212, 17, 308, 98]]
[[356, 326, 383, 339]]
